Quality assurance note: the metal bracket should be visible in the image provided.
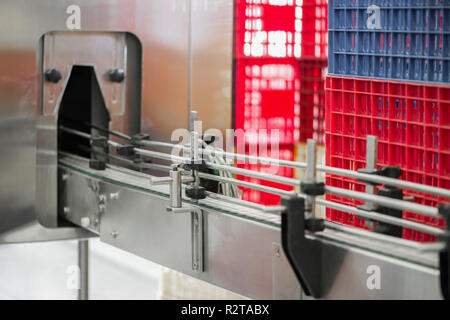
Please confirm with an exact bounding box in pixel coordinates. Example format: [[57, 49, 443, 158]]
[[439, 204, 450, 300], [167, 206, 204, 272], [150, 164, 204, 272], [282, 139, 328, 298], [357, 135, 378, 228], [374, 186, 403, 237]]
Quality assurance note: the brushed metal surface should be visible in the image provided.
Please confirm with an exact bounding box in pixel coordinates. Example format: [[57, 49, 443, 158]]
[[1, 0, 234, 242], [37, 31, 141, 227], [58, 156, 444, 300]]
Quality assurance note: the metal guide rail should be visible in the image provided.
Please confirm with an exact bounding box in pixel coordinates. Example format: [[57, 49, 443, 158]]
[[57, 116, 450, 300]]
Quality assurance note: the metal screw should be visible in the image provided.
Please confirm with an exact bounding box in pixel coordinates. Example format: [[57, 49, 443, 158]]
[[62, 173, 71, 181], [63, 207, 70, 216], [45, 68, 62, 83], [81, 217, 90, 228], [275, 248, 280, 257], [98, 194, 107, 203], [109, 192, 120, 200], [108, 68, 125, 82], [111, 230, 119, 238]]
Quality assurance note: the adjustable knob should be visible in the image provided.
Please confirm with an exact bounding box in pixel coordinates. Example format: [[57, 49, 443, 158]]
[[185, 185, 207, 200], [108, 68, 125, 82], [45, 69, 62, 83]]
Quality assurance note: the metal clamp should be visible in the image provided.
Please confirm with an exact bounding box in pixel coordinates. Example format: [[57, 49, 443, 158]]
[[282, 139, 329, 298], [149, 164, 203, 272], [357, 136, 379, 228], [167, 206, 204, 272], [356, 136, 404, 236]]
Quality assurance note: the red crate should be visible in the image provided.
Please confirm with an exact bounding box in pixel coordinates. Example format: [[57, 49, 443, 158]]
[[235, 0, 328, 59], [236, 145, 295, 205], [325, 75, 450, 241], [299, 58, 327, 145], [235, 58, 327, 145]]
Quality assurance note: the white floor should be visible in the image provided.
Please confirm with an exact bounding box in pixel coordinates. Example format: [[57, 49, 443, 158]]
[[0, 238, 162, 299]]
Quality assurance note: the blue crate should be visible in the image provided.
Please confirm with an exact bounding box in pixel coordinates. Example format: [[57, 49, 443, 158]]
[[328, 0, 450, 83]]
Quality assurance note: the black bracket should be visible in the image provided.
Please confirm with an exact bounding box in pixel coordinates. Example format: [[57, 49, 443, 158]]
[[357, 166, 402, 186], [90, 135, 108, 150], [281, 196, 326, 298], [357, 166, 403, 235], [300, 181, 325, 196], [116, 144, 135, 157], [89, 159, 106, 171], [439, 204, 450, 300], [374, 187, 403, 236]]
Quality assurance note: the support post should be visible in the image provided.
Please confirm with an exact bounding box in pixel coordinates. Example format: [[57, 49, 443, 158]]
[[78, 239, 89, 300]]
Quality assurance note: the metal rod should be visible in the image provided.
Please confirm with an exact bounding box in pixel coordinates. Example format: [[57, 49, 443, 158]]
[[204, 191, 284, 214], [363, 135, 378, 212], [305, 139, 317, 219], [170, 166, 182, 208], [134, 147, 189, 164], [198, 172, 296, 197], [320, 164, 450, 199], [77, 240, 89, 300], [60, 126, 91, 139], [60, 152, 444, 238], [187, 1, 193, 126], [317, 199, 445, 236], [325, 186, 440, 217], [206, 162, 299, 187], [60, 126, 450, 199], [323, 221, 444, 252]]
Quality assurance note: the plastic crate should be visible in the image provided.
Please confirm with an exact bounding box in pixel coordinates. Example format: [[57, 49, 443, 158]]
[[298, 58, 328, 145], [235, 0, 328, 59], [328, 0, 450, 83], [235, 58, 327, 145], [325, 76, 450, 241], [237, 145, 295, 205]]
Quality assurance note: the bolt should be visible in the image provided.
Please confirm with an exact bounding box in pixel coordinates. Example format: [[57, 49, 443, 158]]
[[108, 68, 125, 83], [45, 69, 62, 83], [275, 248, 280, 257], [111, 230, 119, 238], [80, 217, 90, 228], [109, 192, 120, 200], [62, 173, 71, 181], [63, 207, 70, 216]]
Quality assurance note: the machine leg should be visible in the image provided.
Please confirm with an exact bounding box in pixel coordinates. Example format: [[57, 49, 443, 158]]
[[78, 239, 89, 300]]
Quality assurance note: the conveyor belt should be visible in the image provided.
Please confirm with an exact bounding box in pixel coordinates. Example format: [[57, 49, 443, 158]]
[[59, 154, 281, 227], [58, 154, 440, 269]]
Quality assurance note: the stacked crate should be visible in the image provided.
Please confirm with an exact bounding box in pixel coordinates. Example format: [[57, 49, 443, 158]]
[[325, 0, 450, 241], [234, 0, 328, 205]]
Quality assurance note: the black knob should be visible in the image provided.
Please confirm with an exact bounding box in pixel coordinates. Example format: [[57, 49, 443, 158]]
[[45, 69, 62, 83], [185, 186, 207, 200], [108, 68, 125, 82], [378, 166, 402, 179], [201, 134, 218, 145]]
